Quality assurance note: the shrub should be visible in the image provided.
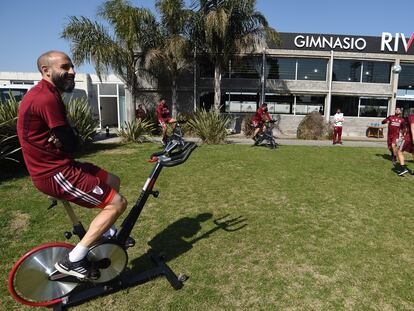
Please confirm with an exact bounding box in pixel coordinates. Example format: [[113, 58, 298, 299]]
[[187, 109, 230, 144], [297, 111, 331, 140], [117, 119, 155, 143], [242, 114, 255, 137], [0, 96, 21, 163], [66, 97, 99, 145]]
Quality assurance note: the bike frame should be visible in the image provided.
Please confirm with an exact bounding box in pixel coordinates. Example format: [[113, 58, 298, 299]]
[[9, 142, 197, 310]]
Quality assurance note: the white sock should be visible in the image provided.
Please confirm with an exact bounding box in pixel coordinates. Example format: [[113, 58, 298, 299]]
[[102, 225, 117, 238], [68, 244, 89, 262]]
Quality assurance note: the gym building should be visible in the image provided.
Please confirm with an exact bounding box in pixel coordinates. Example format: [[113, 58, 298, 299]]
[[1, 31, 414, 136], [202, 32, 414, 136]]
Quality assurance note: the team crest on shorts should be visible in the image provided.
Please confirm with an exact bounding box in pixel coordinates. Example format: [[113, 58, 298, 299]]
[[93, 185, 104, 195]]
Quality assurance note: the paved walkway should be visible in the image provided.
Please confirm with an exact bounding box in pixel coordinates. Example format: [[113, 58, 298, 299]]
[[95, 132, 387, 148]]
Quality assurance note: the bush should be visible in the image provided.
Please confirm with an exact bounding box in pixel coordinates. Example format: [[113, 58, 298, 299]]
[[117, 119, 155, 143], [66, 97, 99, 145], [187, 109, 230, 144], [297, 111, 331, 140], [0, 96, 21, 163], [242, 114, 255, 137]]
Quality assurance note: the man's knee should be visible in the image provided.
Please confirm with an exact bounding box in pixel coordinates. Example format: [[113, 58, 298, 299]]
[[107, 193, 127, 215], [107, 173, 121, 191]]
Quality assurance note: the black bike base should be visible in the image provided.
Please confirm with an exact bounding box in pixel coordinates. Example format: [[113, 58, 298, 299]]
[[52, 251, 184, 310]]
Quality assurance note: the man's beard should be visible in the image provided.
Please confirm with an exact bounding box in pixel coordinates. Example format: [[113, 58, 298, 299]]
[[51, 71, 75, 93]]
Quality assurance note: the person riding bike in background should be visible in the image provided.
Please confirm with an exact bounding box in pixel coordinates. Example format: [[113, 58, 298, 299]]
[[252, 103, 272, 142], [156, 99, 176, 146]]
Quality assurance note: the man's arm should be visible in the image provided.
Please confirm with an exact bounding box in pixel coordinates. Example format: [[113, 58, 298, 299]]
[[381, 116, 389, 124], [50, 125, 79, 153]]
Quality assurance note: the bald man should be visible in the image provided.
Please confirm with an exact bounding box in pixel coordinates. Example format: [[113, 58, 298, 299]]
[[17, 51, 128, 279]]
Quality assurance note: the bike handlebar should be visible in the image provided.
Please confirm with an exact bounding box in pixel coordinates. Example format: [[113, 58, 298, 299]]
[[149, 142, 197, 167]]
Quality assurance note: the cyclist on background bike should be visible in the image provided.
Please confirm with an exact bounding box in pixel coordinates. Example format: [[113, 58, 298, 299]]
[[156, 99, 176, 146], [252, 103, 272, 141], [17, 51, 127, 279]]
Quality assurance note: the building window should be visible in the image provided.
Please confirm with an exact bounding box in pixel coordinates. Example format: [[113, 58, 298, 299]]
[[361, 61, 391, 83], [267, 57, 296, 80], [297, 58, 327, 81], [331, 96, 359, 116], [398, 63, 414, 91], [331, 96, 389, 117], [227, 56, 261, 79], [359, 98, 388, 117], [99, 84, 117, 96], [265, 94, 294, 114], [397, 100, 414, 116], [295, 95, 325, 115], [333, 60, 391, 83], [332, 60, 362, 82], [224, 92, 258, 113]]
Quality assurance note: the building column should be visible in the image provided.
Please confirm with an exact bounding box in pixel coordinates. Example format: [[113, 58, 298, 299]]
[[325, 50, 334, 122], [389, 58, 400, 114]]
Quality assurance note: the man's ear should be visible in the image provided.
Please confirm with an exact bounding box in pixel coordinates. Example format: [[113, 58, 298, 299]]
[[41, 65, 51, 77]]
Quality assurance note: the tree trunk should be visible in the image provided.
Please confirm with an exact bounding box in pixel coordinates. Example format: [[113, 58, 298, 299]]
[[214, 63, 222, 111], [125, 87, 135, 124], [171, 79, 178, 117]]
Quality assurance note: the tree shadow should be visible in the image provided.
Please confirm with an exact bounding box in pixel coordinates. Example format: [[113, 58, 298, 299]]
[[128, 213, 247, 273]]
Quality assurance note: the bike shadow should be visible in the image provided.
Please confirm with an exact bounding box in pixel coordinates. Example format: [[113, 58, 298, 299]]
[[127, 213, 247, 273]]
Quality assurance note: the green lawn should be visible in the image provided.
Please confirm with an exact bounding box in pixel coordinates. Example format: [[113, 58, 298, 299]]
[[1, 143, 413, 310]]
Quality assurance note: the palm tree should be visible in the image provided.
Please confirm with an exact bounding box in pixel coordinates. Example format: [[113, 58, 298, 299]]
[[191, 0, 280, 111], [144, 0, 194, 117], [61, 0, 160, 122]]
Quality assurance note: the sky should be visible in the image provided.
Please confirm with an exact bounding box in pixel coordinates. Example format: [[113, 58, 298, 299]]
[[0, 0, 413, 74]]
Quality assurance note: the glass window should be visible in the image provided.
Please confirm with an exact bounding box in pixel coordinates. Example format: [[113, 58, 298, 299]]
[[267, 57, 296, 80], [398, 63, 414, 90], [224, 92, 258, 113], [0, 88, 29, 102], [99, 84, 117, 96], [359, 98, 388, 117], [296, 95, 325, 115], [331, 96, 359, 116], [266, 94, 294, 114], [228, 56, 261, 79], [397, 100, 414, 117], [332, 60, 362, 82], [297, 58, 327, 81], [361, 61, 391, 83]]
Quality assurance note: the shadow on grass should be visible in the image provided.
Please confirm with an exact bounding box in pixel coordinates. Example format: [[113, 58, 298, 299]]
[[375, 153, 392, 161], [128, 213, 247, 273]]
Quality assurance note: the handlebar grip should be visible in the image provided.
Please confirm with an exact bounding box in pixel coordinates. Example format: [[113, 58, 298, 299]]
[[162, 142, 197, 167]]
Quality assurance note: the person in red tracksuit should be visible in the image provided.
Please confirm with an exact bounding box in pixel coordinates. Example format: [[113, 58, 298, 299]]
[[17, 51, 128, 280], [382, 107, 405, 165], [156, 99, 176, 145], [252, 103, 271, 141], [396, 113, 414, 175]]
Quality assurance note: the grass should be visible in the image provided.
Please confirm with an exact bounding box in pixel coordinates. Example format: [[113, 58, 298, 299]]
[[1, 143, 414, 310]]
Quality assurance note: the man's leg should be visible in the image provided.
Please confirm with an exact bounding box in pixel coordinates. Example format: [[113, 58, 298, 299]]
[[78, 193, 127, 248], [55, 193, 127, 279], [397, 145, 409, 176], [338, 126, 343, 144], [333, 127, 338, 144]]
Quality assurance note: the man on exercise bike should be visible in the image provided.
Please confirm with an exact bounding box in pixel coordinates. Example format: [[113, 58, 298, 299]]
[[156, 99, 177, 146], [17, 51, 128, 280], [252, 103, 272, 142]]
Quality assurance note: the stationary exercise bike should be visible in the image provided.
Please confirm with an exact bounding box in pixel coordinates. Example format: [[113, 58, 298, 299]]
[[8, 142, 197, 310], [253, 120, 278, 149], [163, 120, 186, 153]]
